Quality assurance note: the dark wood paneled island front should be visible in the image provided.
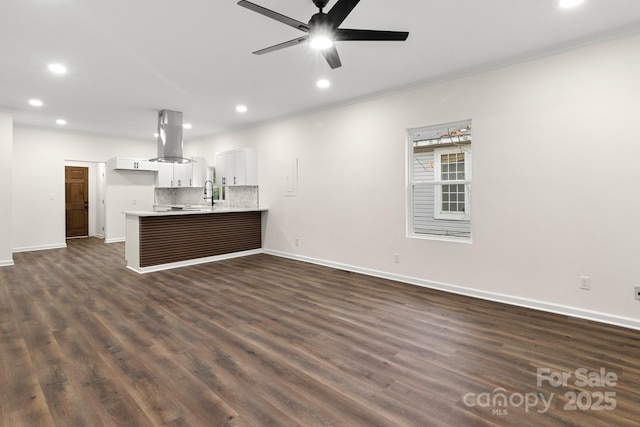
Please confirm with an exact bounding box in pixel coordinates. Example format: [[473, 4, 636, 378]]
[[124, 208, 267, 273]]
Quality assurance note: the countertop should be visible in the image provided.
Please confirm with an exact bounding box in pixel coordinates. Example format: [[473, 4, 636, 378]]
[[124, 208, 268, 217]]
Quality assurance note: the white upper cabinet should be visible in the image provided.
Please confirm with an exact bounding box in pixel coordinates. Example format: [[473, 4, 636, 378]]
[[215, 148, 257, 186], [172, 162, 192, 188], [155, 163, 174, 187], [155, 157, 208, 188], [191, 157, 207, 187], [109, 157, 157, 171]]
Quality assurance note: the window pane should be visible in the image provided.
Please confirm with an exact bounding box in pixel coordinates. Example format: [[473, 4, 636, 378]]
[[409, 121, 471, 239]]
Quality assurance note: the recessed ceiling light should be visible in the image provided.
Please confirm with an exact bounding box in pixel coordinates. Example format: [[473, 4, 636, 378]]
[[183, 123, 192, 129], [236, 105, 248, 113], [316, 79, 331, 89], [29, 99, 43, 107], [559, 0, 584, 8], [56, 119, 67, 125], [154, 133, 159, 138], [48, 63, 67, 75]]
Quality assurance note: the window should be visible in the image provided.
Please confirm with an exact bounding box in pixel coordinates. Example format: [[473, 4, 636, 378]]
[[434, 148, 471, 220], [408, 120, 472, 241]]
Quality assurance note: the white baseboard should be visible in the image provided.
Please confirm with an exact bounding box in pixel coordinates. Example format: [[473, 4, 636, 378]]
[[263, 249, 640, 332], [0, 259, 15, 267], [105, 237, 125, 244], [127, 249, 263, 274], [13, 243, 67, 253]]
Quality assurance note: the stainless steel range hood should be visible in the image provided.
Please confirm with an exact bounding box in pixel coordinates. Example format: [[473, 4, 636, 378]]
[[149, 109, 191, 163]]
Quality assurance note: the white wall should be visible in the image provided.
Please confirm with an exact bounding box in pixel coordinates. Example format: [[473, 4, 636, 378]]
[[188, 33, 640, 327], [104, 165, 155, 243], [12, 127, 155, 250], [96, 163, 106, 238], [0, 112, 13, 265]]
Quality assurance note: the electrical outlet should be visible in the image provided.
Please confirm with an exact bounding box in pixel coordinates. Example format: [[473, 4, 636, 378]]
[[580, 276, 590, 290], [394, 253, 400, 263], [635, 286, 640, 301], [295, 238, 299, 247]]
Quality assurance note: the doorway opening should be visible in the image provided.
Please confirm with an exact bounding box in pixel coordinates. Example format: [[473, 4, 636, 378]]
[[65, 166, 88, 238], [64, 161, 106, 240]]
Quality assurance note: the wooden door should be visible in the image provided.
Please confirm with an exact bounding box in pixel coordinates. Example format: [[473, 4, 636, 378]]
[[65, 166, 89, 238]]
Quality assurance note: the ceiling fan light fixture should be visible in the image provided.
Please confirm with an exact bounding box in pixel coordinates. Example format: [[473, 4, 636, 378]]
[[309, 35, 334, 50]]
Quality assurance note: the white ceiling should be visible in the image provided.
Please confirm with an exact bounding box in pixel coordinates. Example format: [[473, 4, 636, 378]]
[[2, 0, 640, 141]]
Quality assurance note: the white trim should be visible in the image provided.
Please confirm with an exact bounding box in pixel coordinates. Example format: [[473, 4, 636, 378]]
[[407, 233, 473, 244], [105, 237, 125, 244], [413, 179, 472, 185], [263, 249, 640, 332], [433, 146, 471, 221], [127, 249, 263, 274], [13, 243, 67, 253], [0, 260, 15, 267]]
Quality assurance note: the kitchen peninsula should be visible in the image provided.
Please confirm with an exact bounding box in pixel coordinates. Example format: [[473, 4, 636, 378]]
[[124, 208, 267, 273]]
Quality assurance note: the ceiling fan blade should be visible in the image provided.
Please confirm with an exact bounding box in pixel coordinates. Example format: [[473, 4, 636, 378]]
[[253, 36, 309, 55], [321, 45, 342, 69], [335, 28, 409, 41], [237, 0, 309, 32], [326, 0, 360, 28]]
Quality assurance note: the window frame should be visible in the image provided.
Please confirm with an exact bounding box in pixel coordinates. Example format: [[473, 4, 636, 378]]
[[407, 120, 473, 242], [433, 146, 472, 221]]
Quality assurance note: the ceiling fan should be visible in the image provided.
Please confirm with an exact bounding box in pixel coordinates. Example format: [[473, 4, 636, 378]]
[[237, 0, 409, 69]]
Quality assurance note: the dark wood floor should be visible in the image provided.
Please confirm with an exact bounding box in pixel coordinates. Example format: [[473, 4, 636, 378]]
[[1, 238, 639, 426]]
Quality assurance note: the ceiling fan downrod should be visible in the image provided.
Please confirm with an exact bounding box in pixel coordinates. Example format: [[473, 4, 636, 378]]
[[313, 0, 330, 12]]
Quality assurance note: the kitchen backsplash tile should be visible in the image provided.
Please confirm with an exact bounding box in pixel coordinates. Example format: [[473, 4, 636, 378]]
[[227, 186, 259, 208], [155, 186, 258, 209], [155, 188, 205, 206]]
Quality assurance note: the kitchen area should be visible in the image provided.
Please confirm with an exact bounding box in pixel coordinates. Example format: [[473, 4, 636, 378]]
[[109, 110, 267, 273]]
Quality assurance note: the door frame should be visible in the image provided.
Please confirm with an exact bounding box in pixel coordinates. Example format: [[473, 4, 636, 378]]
[[64, 161, 106, 239], [65, 165, 89, 238]]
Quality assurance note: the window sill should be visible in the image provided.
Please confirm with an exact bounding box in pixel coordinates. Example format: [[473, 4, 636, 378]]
[[408, 233, 473, 244]]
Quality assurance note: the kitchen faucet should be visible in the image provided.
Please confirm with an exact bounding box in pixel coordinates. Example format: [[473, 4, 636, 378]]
[[203, 180, 215, 207]]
